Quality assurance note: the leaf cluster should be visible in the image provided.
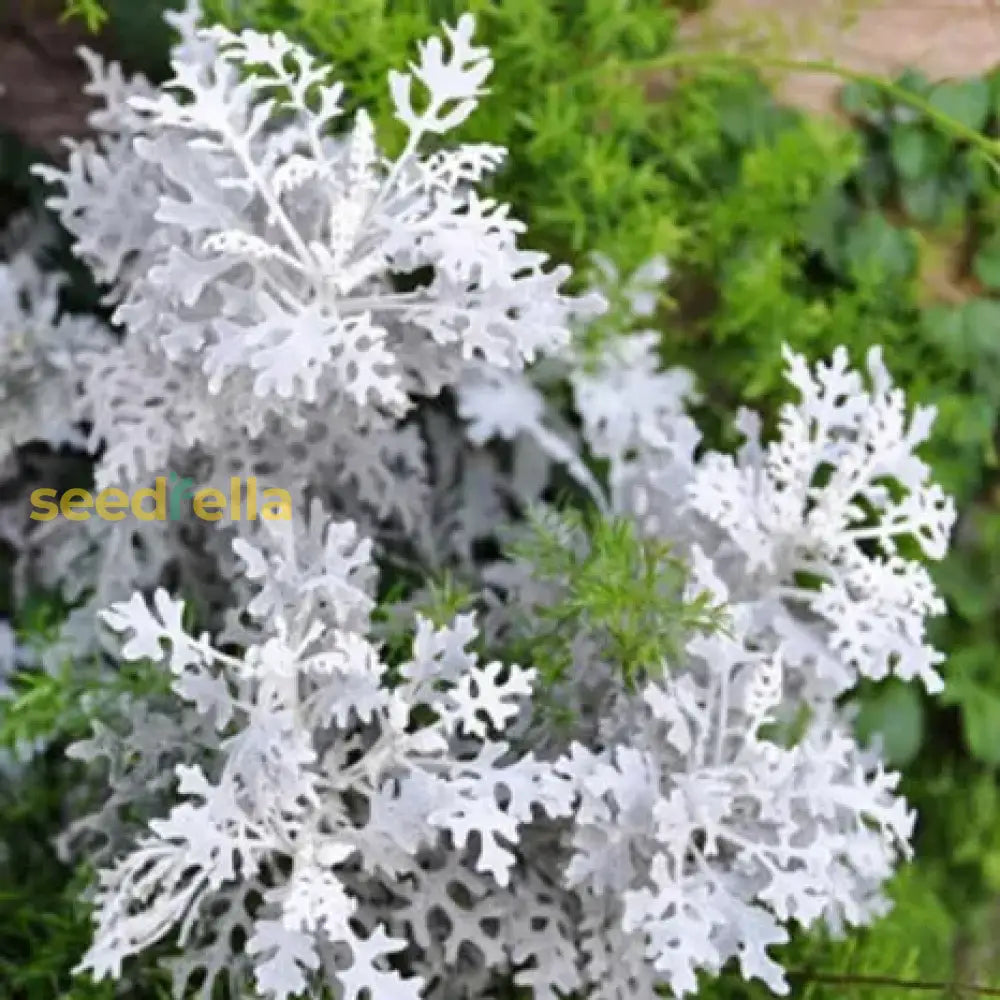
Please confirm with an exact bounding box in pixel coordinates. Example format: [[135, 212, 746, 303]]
[[506, 509, 724, 688]]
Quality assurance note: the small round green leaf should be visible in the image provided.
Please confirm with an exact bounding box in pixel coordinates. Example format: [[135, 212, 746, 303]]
[[854, 681, 925, 766], [928, 79, 990, 133], [973, 236, 1000, 290], [901, 176, 942, 224], [891, 125, 930, 180]]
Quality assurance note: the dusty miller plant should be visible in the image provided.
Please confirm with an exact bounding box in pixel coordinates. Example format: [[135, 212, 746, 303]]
[[19, 0, 599, 664], [0, 3, 957, 999], [464, 326, 955, 996]]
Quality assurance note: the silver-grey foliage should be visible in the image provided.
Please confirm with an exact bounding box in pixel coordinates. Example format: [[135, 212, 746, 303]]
[[0, 3, 957, 999]]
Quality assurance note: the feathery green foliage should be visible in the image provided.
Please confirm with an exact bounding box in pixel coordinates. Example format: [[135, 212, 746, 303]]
[[61, 0, 109, 32], [373, 508, 722, 725], [506, 509, 723, 687]]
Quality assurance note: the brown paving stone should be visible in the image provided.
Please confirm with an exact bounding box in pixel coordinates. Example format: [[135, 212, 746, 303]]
[[0, 0, 100, 155], [681, 0, 1000, 112]]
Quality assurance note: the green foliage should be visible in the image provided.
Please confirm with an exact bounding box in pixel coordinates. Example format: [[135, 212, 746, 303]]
[[0, 757, 116, 1000], [0, 588, 171, 998], [835, 70, 1000, 810], [0, 583, 174, 998], [0, 584, 171, 752], [60, 0, 109, 32], [696, 865, 960, 1000], [784, 866, 961, 1000], [852, 679, 926, 768], [0, 656, 169, 752], [0, 746, 173, 1000], [505, 510, 724, 688]]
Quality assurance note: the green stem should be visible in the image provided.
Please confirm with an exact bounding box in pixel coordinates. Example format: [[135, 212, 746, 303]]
[[586, 50, 1000, 168], [790, 970, 1000, 996]]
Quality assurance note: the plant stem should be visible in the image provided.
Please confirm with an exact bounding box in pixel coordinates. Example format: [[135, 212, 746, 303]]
[[790, 970, 1000, 996], [584, 51, 1000, 169]]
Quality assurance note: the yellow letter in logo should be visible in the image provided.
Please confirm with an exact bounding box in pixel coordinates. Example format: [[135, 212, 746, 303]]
[[193, 488, 226, 522], [60, 488, 94, 522], [96, 488, 129, 522], [132, 477, 167, 521], [29, 488, 58, 521], [260, 488, 293, 521]]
